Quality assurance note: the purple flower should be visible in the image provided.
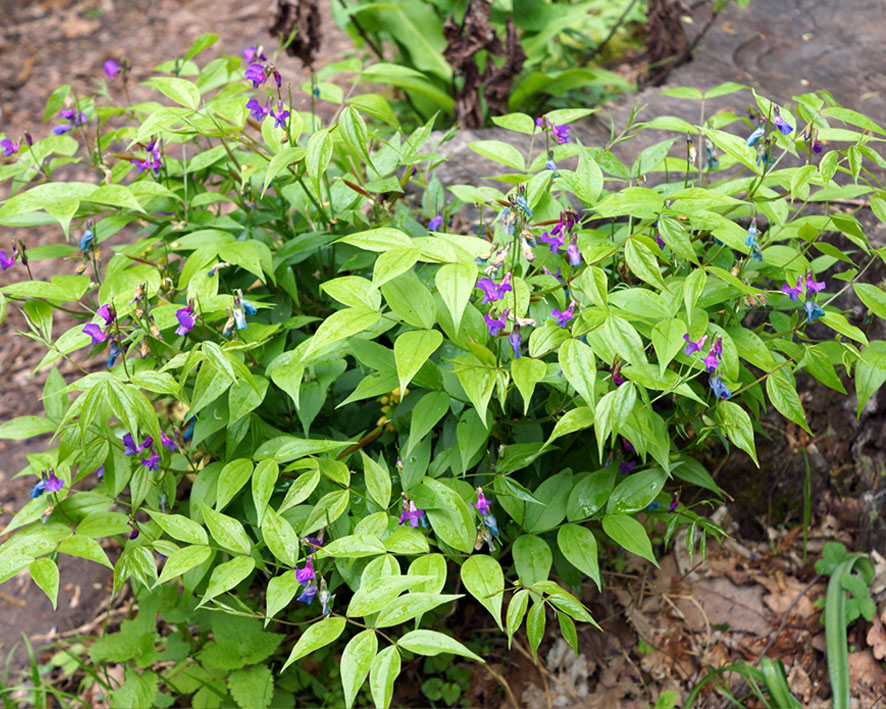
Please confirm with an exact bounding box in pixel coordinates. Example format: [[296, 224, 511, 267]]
[[781, 276, 804, 301], [244, 63, 267, 88], [812, 138, 823, 154], [128, 523, 140, 540], [45, 471, 64, 493], [175, 303, 195, 336], [123, 433, 138, 456], [772, 106, 793, 135], [612, 366, 625, 387], [161, 432, 178, 451], [683, 333, 708, 355], [508, 326, 522, 358], [54, 109, 87, 135], [619, 460, 636, 475], [709, 375, 731, 399], [97, 304, 114, 325], [542, 266, 562, 282], [484, 308, 508, 337], [656, 234, 666, 251], [552, 301, 576, 328], [703, 337, 723, 373], [545, 158, 558, 172], [399, 499, 425, 528], [297, 579, 318, 604], [271, 101, 289, 129], [668, 494, 679, 513], [474, 487, 491, 516], [95, 465, 105, 481], [552, 124, 570, 144], [476, 272, 512, 304], [132, 140, 163, 175], [0, 250, 16, 270], [539, 230, 564, 252], [623, 438, 635, 454], [141, 450, 161, 471], [803, 299, 825, 323], [805, 270, 825, 294], [296, 556, 315, 585], [243, 46, 267, 63], [53, 124, 73, 135], [1, 138, 19, 156], [104, 59, 120, 78], [246, 97, 271, 122], [746, 123, 765, 147], [428, 215, 443, 231], [272, 70, 282, 88], [566, 236, 581, 266], [83, 323, 109, 345]]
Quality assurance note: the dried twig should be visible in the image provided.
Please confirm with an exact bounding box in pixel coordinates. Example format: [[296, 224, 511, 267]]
[[483, 662, 520, 709], [753, 573, 822, 665]]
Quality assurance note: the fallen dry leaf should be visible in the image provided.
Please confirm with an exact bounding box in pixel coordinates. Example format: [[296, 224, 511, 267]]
[[866, 612, 886, 661]]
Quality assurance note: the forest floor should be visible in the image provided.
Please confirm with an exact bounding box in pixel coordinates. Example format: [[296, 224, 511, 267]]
[[1, 0, 885, 706]]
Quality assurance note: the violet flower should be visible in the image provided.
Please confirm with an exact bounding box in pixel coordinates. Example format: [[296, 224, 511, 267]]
[[428, 215, 443, 231], [669, 494, 679, 513], [83, 323, 109, 345], [708, 375, 731, 399], [746, 123, 765, 147], [296, 555, 315, 585], [244, 63, 267, 88], [0, 250, 16, 270], [97, 304, 114, 325], [656, 234, 666, 251], [552, 301, 576, 328], [805, 270, 825, 294], [141, 450, 161, 471], [95, 465, 104, 481], [683, 333, 708, 355], [476, 272, 512, 304], [243, 46, 267, 63], [53, 109, 87, 135], [781, 276, 804, 301], [703, 337, 723, 373], [399, 499, 425, 528], [772, 106, 793, 135], [539, 230, 564, 252], [123, 433, 139, 456], [104, 59, 120, 78], [161, 432, 178, 451], [1, 138, 19, 156], [542, 265, 562, 282], [803, 300, 825, 323], [298, 579, 318, 604], [246, 97, 271, 122], [175, 303, 195, 336], [508, 326, 522, 358], [484, 309, 508, 337], [566, 235, 581, 266], [474, 487, 491, 516], [619, 460, 636, 475], [611, 365, 625, 387], [45, 471, 64, 493]]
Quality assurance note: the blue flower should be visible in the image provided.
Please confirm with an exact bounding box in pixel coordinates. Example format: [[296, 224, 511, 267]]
[[30, 479, 47, 498], [566, 236, 581, 266], [772, 106, 793, 135], [107, 342, 122, 368], [803, 299, 825, 322], [79, 224, 94, 251], [709, 375, 731, 399], [428, 214, 443, 231], [746, 123, 765, 147], [508, 326, 522, 358]]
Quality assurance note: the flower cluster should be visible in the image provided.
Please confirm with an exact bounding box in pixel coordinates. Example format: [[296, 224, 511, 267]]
[[536, 115, 570, 144], [132, 138, 163, 175], [243, 45, 280, 89], [222, 289, 257, 335], [473, 487, 500, 551], [53, 108, 87, 135], [782, 270, 825, 322], [31, 469, 64, 498], [246, 97, 289, 128], [83, 304, 116, 347], [399, 496, 426, 528], [124, 431, 176, 471], [684, 333, 730, 399], [539, 209, 581, 266]]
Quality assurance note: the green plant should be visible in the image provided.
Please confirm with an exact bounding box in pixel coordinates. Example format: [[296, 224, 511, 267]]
[[1, 30, 886, 708], [815, 541, 876, 709], [686, 657, 802, 708]]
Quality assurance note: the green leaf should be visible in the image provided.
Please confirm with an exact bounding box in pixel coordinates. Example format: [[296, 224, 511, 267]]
[[29, 557, 59, 610], [306, 129, 333, 189], [545, 407, 594, 448], [468, 140, 525, 171], [557, 524, 601, 590], [338, 228, 413, 252], [511, 357, 546, 415], [342, 629, 378, 708], [602, 514, 658, 566], [506, 589, 530, 648], [370, 646, 401, 709], [200, 502, 252, 555], [803, 345, 847, 394], [651, 319, 687, 377], [316, 534, 386, 559], [57, 534, 113, 569], [625, 238, 667, 290], [184, 32, 218, 60], [461, 555, 504, 630], [278, 465, 321, 514], [376, 592, 462, 628], [855, 343, 886, 416], [216, 458, 254, 512], [0, 415, 56, 440], [854, 283, 886, 319], [111, 669, 159, 709], [339, 105, 373, 166], [416, 477, 475, 553], [559, 339, 597, 407], [372, 247, 421, 291], [261, 507, 300, 567], [454, 355, 495, 425], [201, 556, 255, 605], [381, 272, 436, 329], [281, 617, 347, 671], [146, 511, 208, 546], [717, 400, 759, 466], [766, 368, 811, 434], [394, 329, 443, 395], [435, 263, 478, 337], [266, 570, 299, 622], [407, 554, 447, 594], [407, 391, 449, 456], [147, 76, 200, 110], [397, 630, 483, 662], [607, 468, 668, 514], [251, 459, 279, 526], [567, 467, 616, 521], [526, 601, 545, 661], [361, 452, 392, 511], [157, 544, 212, 585], [513, 535, 552, 589], [304, 307, 380, 358], [228, 664, 273, 709], [524, 469, 572, 533], [301, 489, 350, 537]]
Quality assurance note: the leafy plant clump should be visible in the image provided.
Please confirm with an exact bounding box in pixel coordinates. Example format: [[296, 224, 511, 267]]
[[1, 33, 886, 707]]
